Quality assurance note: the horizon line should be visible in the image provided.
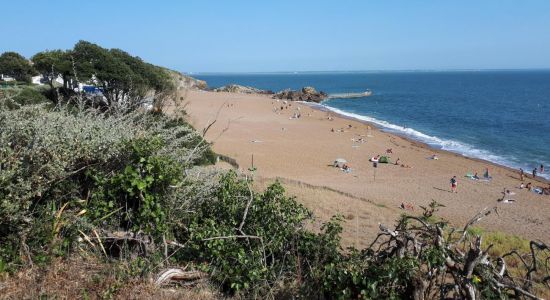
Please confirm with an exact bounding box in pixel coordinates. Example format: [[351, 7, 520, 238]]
[[185, 68, 550, 75]]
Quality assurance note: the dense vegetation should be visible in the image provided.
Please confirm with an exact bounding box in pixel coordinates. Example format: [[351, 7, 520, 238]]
[[1, 41, 174, 110], [1, 44, 548, 299]]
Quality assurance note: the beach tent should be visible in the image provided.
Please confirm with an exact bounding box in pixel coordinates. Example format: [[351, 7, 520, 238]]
[[333, 158, 347, 168], [379, 156, 390, 163]]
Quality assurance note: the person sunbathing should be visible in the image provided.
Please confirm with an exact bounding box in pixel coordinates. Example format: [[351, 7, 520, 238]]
[[400, 202, 414, 211], [503, 188, 515, 196], [342, 164, 352, 173]]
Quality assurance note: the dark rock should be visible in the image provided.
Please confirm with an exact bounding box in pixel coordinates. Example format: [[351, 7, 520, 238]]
[[213, 84, 273, 95], [272, 86, 327, 103]]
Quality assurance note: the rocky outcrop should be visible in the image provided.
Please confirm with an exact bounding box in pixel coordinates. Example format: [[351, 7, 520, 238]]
[[213, 84, 273, 95], [272, 86, 328, 103], [167, 70, 208, 90], [177, 75, 207, 90]]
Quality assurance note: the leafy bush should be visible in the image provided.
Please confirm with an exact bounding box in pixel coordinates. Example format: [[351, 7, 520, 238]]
[[0, 103, 214, 271], [89, 139, 183, 236], [176, 171, 312, 295], [1, 86, 50, 109]]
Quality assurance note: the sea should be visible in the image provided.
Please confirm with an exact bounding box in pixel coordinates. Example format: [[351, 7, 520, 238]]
[[194, 71, 550, 180]]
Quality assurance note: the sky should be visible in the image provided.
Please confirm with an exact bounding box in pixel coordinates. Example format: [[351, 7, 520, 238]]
[[2, 0, 550, 73]]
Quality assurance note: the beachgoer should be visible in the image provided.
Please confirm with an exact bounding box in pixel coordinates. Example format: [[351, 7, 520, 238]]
[[520, 168, 524, 181], [386, 148, 393, 154], [540, 164, 544, 173], [473, 172, 480, 180], [503, 188, 514, 195], [450, 176, 458, 193], [342, 164, 351, 173], [331, 128, 335, 132], [431, 154, 439, 160], [532, 168, 537, 178], [400, 202, 414, 211], [526, 182, 532, 191], [395, 158, 401, 165], [484, 168, 491, 179], [520, 183, 525, 189]]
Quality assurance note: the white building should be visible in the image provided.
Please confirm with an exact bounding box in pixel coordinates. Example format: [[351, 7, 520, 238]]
[[0, 74, 15, 82]]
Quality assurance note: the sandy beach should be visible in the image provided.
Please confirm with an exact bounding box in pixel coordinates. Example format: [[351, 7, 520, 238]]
[[178, 90, 550, 247]]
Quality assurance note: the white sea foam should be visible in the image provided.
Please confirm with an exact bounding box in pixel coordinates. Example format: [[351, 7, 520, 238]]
[[321, 105, 550, 180]]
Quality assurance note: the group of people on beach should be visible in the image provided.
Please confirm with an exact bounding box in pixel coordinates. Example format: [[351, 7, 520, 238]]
[[518, 164, 549, 195], [452, 168, 493, 192], [520, 164, 544, 181]]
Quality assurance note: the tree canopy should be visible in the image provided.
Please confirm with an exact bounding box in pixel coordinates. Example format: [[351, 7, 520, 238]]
[[71, 40, 174, 108], [31, 50, 74, 88], [0, 52, 36, 83], [25, 41, 175, 108]]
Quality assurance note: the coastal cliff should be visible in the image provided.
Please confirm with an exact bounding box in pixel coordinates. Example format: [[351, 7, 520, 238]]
[[167, 71, 208, 90]]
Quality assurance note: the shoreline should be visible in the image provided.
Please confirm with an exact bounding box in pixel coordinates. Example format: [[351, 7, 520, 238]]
[[303, 101, 550, 185], [179, 90, 550, 243]]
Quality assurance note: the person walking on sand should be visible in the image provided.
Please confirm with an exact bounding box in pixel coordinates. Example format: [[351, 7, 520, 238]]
[[520, 168, 525, 181], [450, 176, 458, 193]]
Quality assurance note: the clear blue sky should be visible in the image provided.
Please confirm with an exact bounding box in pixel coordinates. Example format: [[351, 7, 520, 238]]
[[2, 0, 550, 72]]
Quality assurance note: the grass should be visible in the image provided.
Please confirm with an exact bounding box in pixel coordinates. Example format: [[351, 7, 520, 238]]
[[465, 226, 549, 298], [0, 255, 224, 299], [466, 226, 530, 257]]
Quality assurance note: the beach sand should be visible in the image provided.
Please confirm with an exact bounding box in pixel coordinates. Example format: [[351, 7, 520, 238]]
[[175, 90, 550, 246]]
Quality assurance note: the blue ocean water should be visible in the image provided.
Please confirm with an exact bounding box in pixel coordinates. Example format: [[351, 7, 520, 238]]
[[194, 71, 550, 179]]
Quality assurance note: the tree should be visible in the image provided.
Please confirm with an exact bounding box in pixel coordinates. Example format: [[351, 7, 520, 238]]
[[72, 40, 174, 109], [31, 50, 74, 89], [0, 52, 36, 83]]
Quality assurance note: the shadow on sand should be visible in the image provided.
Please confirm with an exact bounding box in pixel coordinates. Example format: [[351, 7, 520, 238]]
[[433, 186, 452, 193]]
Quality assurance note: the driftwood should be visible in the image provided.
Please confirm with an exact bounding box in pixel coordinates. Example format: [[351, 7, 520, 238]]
[[155, 268, 208, 286], [373, 205, 549, 300]]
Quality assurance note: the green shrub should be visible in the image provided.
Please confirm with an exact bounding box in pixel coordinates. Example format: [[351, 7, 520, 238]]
[[0, 103, 212, 271], [175, 171, 313, 295], [1, 86, 50, 109], [89, 140, 183, 236]]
